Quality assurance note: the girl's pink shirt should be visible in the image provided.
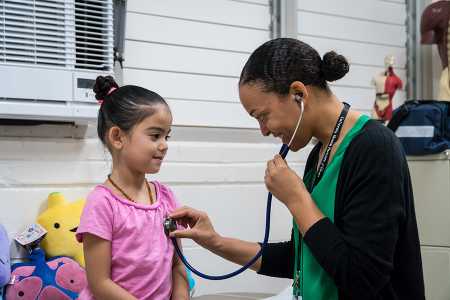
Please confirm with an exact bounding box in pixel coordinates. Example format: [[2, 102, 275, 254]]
[[76, 181, 183, 300]]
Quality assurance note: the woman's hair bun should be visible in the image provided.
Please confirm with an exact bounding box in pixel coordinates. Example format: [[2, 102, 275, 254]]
[[93, 75, 119, 101], [321, 51, 350, 82]]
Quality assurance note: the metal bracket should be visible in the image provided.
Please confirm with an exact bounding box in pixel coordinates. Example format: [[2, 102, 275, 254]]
[[113, 0, 127, 69]]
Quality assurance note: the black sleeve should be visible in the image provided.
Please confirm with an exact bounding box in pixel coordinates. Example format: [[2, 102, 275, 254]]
[[303, 122, 408, 299], [257, 229, 295, 279]]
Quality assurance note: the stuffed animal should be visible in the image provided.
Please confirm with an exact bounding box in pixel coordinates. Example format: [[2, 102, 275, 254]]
[[4, 248, 87, 300], [0, 223, 11, 288], [36, 193, 86, 268]]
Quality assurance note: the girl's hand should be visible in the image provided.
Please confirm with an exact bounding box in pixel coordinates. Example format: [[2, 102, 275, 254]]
[[169, 207, 221, 251], [265, 154, 309, 209]]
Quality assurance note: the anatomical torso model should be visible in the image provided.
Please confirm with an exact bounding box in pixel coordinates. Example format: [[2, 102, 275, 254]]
[[371, 55, 403, 122]]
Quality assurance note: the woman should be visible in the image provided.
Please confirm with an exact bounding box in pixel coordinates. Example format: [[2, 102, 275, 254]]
[[169, 38, 425, 300]]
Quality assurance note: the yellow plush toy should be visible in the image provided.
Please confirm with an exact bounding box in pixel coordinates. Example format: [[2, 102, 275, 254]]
[[37, 192, 86, 268]]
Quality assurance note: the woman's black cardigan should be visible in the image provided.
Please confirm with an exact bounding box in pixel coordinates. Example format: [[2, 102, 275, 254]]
[[257, 120, 425, 300]]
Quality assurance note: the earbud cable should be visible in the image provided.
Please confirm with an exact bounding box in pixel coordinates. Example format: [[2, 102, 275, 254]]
[[288, 100, 304, 147]]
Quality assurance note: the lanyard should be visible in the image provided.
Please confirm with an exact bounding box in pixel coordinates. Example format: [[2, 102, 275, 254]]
[[308, 103, 350, 193], [293, 102, 350, 298]]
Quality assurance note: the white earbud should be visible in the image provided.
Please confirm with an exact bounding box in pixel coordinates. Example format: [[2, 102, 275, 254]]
[[295, 94, 302, 102]]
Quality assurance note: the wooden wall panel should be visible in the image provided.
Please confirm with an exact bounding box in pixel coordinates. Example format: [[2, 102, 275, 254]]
[[124, 41, 249, 78], [123, 68, 241, 103], [297, 11, 406, 47], [126, 13, 269, 53], [298, 35, 407, 68], [298, 0, 406, 25], [127, 0, 271, 30]]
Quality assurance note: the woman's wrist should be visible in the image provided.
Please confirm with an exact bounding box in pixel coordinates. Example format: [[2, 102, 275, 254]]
[[287, 190, 325, 236], [203, 232, 223, 252], [285, 188, 310, 212]]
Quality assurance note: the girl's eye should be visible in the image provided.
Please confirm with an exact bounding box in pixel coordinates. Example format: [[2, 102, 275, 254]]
[[150, 134, 159, 139], [165, 135, 171, 141]]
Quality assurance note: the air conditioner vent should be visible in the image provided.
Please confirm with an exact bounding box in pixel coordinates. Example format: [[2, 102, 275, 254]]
[[1, 97, 67, 105], [0, 0, 67, 67], [0, 0, 113, 71], [75, 0, 113, 71]]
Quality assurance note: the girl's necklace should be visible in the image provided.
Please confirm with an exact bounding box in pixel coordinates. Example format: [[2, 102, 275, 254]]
[[107, 174, 154, 205]]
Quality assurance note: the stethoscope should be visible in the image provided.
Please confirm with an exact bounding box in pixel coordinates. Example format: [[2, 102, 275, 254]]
[[163, 95, 304, 280]]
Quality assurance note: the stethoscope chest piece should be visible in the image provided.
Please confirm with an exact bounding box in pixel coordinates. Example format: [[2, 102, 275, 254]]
[[163, 215, 177, 237]]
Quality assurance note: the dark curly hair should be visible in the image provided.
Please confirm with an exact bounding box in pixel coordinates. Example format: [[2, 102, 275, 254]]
[[239, 38, 349, 95], [93, 75, 170, 146]]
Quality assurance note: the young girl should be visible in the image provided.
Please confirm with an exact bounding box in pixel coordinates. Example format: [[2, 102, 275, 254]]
[[76, 76, 190, 300]]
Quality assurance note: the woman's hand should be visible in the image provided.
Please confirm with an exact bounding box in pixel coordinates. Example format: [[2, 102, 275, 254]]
[[265, 154, 308, 209], [169, 207, 221, 251], [169, 207, 264, 271], [266, 154, 325, 236]]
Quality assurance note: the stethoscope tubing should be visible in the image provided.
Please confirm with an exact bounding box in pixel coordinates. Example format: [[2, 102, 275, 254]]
[[171, 144, 291, 280]]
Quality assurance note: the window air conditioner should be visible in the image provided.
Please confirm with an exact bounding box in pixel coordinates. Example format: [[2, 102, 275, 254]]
[[0, 0, 114, 122]]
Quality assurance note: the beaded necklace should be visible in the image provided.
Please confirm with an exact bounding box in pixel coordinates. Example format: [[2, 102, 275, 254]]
[[107, 174, 154, 205]]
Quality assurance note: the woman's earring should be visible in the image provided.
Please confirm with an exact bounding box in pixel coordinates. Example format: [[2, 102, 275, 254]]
[[295, 94, 302, 102]]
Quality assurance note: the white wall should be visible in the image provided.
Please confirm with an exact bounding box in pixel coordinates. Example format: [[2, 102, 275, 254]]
[[123, 0, 271, 129], [125, 0, 408, 123], [297, 0, 408, 115]]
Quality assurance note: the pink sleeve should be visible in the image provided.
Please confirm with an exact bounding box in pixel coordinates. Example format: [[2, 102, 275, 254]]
[[168, 187, 182, 210], [76, 189, 114, 243]]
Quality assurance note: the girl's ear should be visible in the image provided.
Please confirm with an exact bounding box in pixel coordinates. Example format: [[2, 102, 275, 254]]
[[109, 126, 123, 150]]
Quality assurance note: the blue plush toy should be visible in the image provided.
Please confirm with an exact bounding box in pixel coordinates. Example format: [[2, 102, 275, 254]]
[[0, 223, 11, 288], [4, 248, 87, 300]]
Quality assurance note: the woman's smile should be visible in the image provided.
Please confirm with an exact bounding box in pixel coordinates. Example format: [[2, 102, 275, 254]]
[[273, 132, 288, 144]]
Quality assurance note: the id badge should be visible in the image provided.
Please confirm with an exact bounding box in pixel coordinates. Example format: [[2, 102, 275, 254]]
[[14, 222, 47, 253]]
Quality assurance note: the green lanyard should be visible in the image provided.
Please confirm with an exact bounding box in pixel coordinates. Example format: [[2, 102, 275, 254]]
[[292, 103, 350, 298], [293, 221, 303, 298], [293, 167, 314, 298], [293, 167, 313, 297]]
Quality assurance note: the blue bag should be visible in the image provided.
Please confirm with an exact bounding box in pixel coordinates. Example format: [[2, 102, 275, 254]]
[[388, 100, 450, 156]]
